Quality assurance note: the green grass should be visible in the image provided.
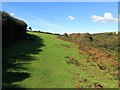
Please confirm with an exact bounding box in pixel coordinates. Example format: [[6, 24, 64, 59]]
[[3, 32, 118, 88]]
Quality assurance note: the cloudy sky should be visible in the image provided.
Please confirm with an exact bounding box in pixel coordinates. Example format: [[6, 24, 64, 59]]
[[2, 2, 118, 34]]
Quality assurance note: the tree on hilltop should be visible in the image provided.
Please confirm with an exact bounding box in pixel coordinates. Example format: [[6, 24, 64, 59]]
[[28, 27, 32, 31]]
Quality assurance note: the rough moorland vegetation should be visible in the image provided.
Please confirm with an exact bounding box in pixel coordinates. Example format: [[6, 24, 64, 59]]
[[1, 11, 28, 45], [61, 32, 118, 51], [59, 32, 119, 81]]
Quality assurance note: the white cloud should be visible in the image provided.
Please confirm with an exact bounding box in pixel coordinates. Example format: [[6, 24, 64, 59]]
[[92, 12, 118, 23], [68, 16, 75, 20], [9, 12, 15, 16]]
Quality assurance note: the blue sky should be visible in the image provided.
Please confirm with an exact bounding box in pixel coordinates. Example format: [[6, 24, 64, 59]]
[[2, 2, 118, 34]]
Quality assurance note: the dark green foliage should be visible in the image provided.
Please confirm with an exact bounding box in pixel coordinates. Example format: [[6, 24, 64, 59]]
[[36, 30, 62, 36], [63, 33, 68, 37], [59, 32, 118, 51], [92, 33, 118, 51], [76, 33, 93, 43], [28, 27, 32, 31], [2, 11, 28, 45]]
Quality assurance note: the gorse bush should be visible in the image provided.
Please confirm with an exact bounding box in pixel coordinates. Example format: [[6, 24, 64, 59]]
[[91, 33, 118, 51], [59, 32, 118, 51], [63, 33, 68, 37], [76, 33, 93, 44], [2, 11, 28, 45]]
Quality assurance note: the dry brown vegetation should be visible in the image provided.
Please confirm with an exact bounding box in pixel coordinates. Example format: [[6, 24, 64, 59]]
[[58, 32, 119, 78]]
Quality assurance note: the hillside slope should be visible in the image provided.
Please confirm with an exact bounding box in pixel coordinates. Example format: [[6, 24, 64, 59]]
[[3, 32, 118, 88]]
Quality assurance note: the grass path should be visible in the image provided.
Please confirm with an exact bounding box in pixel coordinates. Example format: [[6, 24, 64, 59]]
[[19, 32, 84, 88], [3, 32, 118, 88]]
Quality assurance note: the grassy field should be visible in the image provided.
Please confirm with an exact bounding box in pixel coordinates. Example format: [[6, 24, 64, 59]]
[[3, 32, 118, 88]]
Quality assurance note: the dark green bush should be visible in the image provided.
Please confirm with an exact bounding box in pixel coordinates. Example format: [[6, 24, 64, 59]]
[[76, 33, 93, 44], [2, 11, 28, 45], [63, 33, 68, 37], [92, 33, 118, 51]]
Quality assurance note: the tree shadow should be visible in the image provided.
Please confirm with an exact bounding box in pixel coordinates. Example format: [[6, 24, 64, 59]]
[[2, 33, 45, 88]]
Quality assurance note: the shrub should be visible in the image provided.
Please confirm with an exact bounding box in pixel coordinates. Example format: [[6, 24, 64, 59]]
[[63, 33, 68, 37], [2, 11, 28, 45], [28, 27, 32, 31], [68, 33, 80, 41], [76, 33, 93, 44]]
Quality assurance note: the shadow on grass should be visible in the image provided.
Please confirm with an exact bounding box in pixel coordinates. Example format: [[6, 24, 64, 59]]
[[2, 34, 45, 88]]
